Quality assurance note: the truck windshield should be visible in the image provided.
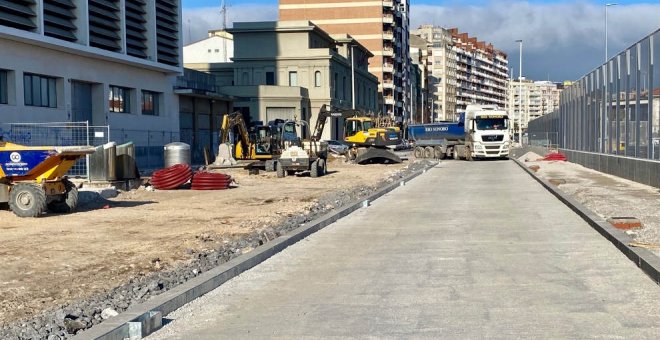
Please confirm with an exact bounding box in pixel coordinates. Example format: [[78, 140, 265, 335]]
[[476, 118, 507, 130], [362, 121, 374, 131]]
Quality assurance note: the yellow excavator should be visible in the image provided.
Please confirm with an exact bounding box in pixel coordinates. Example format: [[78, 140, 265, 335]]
[[216, 112, 281, 169], [312, 105, 402, 164]]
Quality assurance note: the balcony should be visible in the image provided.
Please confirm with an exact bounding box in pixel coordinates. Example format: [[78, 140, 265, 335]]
[[383, 0, 394, 8], [383, 79, 395, 89], [383, 14, 394, 24], [383, 63, 394, 73], [383, 30, 394, 40], [382, 47, 394, 57], [384, 96, 395, 105]]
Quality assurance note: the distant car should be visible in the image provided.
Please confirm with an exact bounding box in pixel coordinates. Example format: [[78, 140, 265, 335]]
[[324, 139, 349, 155]]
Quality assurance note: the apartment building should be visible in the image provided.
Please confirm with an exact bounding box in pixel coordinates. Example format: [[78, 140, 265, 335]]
[[450, 29, 508, 117], [411, 25, 457, 121], [409, 34, 431, 123], [508, 79, 563, 130], [0, 0, 182, 134], [279, 0, 411, 122], [186, 21, 379, 140]]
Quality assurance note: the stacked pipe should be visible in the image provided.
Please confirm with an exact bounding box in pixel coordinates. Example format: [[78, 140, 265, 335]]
[[191, 171, 232, 190], [151, 164, 193, 190]]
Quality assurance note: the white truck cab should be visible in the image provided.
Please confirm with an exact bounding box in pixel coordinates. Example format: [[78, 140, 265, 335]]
[[461, 105, 511, 160]]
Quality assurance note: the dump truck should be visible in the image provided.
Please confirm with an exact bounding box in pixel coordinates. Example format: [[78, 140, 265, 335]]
[[0, 141, 95, 217], [408, 105, 511, 160]]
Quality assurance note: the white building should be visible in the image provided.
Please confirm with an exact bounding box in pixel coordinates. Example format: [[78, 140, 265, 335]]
[[508, 79, 563, 130], [0, 0, 183, 140], [183, 30, 234, 64]]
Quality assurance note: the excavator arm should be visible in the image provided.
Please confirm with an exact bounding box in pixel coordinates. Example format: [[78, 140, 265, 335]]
[[312, 104, 365, 141], [220, 111, 251, 150]]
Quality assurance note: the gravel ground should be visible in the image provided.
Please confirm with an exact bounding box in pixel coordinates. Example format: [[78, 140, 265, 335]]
[[0, 159, 435, 340], [517, 151, 660, 257]]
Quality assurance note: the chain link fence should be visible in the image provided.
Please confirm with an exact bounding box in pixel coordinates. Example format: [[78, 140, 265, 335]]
[[0, 122, 110, 178], [1, 122, 217, 177]]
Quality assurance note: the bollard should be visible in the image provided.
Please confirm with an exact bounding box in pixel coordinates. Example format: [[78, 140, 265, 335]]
[[362, 200, 370, 208]]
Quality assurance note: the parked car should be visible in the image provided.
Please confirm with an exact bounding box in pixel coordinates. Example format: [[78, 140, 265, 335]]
[[324, 139, 349, 155]]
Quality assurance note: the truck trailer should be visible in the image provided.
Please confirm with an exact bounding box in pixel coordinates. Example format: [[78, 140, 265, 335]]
[[408, 105, 511, 160]]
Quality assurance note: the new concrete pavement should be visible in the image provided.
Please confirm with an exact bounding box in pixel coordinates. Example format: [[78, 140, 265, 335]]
[[148, 160, 660, 339]]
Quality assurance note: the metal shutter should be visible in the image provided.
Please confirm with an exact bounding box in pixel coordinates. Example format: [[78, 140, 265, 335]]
[[265, 107, 295, 122], [0, 0, 37, 31], [43, 0, 77, 42], [125, 0, 147, 58], [88, 0, 121, 52], [155, 0, 179, 66]]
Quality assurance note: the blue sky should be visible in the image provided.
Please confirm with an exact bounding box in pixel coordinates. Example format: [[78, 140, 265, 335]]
[[181, 1, 660, 81]]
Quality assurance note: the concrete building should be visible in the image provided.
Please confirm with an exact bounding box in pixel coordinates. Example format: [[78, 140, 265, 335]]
[[508, 79, 563, 131], [0, 0, 182, 135], [183, 30, 234, 64], [409, 34, 431, 124], [279, 0, 411, 122], [450, 28, 508, 117], [186, 21, 379, 140], [411, 25, 457, 121]]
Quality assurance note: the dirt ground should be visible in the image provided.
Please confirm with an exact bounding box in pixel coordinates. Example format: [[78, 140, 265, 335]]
[[0, 158, 407, 325], [517, 151, 660, 258]]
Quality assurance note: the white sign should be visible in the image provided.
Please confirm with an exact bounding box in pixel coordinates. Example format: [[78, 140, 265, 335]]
[[94, 131, 105, 138]]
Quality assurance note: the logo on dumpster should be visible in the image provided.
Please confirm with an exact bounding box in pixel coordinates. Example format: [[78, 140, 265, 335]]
[[9, 152, 21, 163]]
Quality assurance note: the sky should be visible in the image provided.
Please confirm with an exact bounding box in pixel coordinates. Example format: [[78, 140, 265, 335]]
[[181, 0, 660, 81]]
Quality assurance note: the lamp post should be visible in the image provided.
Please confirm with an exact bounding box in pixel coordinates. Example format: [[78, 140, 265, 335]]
[[351, 44, 356, 110], [516, 39, 523, 146], [605, 3, 618, 63]]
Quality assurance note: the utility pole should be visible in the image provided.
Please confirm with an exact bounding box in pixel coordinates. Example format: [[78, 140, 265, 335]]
[[351, 44, 356, 110], [605, 3, 618, 63], [220, 0, 229, 62], [516, 39, 523, 146]]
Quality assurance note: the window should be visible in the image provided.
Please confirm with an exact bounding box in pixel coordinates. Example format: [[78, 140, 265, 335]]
[[314, 71, 322, 87], [141, 90, 159, 116], [266, 72, 275, 85], [242, 72, 249, 85], [0, 70, 7, 104], [215, 49, 219, 53], [109, 86, 131, 113], [288, 71, 298, 86], [342, 76, 347, 99], [24, 73, 57, 108], [334, 73, 339, 98]]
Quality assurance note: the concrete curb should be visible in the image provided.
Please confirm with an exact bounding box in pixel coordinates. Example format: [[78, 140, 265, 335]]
[[513, 158, 660, 285], [73, 163, 436, 340]]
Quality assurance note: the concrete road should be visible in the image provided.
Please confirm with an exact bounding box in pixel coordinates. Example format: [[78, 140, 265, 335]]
[[149, 160, 660, 339]]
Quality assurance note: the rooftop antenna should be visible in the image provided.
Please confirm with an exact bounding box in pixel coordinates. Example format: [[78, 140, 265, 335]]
[[220, 0, 230, 62]]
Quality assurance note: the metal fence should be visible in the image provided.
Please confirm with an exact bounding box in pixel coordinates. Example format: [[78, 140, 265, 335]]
[[0, 121, 110, 177], [1, 122, 218, 177]]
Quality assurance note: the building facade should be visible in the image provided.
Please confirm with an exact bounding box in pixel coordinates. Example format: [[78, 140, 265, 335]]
[[450, 28, 508, 118], [183, 30, 234, 64], [279, 0, 411, 122], [409, 34, 431, 124], [0, 0, 182, 135], [411, 25, 457, 121], [186, 21, 379, 140], [508, 79, 563, 131]]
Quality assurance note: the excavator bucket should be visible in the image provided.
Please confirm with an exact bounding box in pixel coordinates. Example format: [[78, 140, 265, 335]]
[[354, 147, 402, 165]]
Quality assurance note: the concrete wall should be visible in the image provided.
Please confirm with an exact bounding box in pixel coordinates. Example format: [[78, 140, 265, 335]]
[[0, 38, 179, 133], [560, 149, 660, 189], [184, 36, 234, 64]]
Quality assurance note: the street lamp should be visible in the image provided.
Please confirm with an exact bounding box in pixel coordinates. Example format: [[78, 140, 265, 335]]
[[516, 39, 523, 146], [605, 3, 618, 63]]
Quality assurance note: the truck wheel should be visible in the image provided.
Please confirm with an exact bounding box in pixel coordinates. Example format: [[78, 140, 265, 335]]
[[414, 146, 424, 158], [434, 146, 445, 159], [276, 162, 285, 178], [310, 160, 320, 178], [452, 148, 459, 160], [424, 147, 434, 159], [9, 183, 47, 218], [48, 179, 79, 213]]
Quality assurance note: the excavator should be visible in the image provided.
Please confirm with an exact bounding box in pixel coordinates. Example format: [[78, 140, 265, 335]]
[[312, 105, 402, 164], [215, 111, 281, 168]]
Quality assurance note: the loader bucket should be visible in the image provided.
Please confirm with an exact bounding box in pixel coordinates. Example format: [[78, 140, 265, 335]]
[[355, 147, 402, 165]]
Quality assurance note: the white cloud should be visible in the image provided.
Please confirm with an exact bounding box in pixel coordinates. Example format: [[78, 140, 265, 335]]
[[182, 4, 277, 45], [410, 1, 660, 80]]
